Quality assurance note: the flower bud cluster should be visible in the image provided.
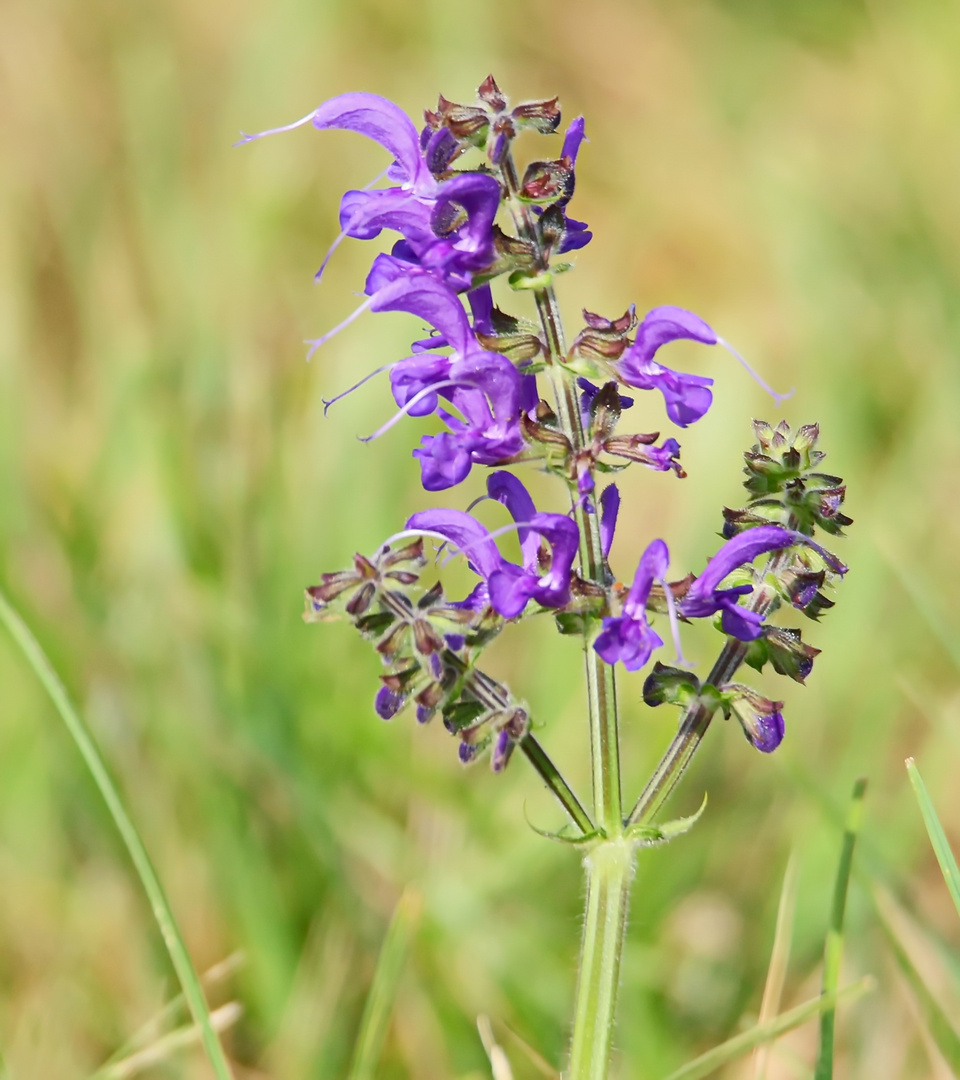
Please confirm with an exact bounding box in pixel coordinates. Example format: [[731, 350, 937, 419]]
[[635, 420, 851, 752], [304, 538, 531, 770]]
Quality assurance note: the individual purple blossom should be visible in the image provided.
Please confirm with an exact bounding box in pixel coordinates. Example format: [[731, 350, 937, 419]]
[[412, 353, 525, 491], [375, 685, 406, 719], [594, 540, 668, 670], [725, 688, 786, 753], [406, 472, 579, 618], [615, 306, 717, 427], [239, 92, 500, 289], [679, 525, 796, 640]]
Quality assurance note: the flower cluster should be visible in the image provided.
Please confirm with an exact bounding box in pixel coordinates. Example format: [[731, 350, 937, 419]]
[[244, 77, 849, 770]]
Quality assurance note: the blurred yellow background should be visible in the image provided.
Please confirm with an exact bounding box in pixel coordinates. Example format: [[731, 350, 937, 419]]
[[2, 0, 960, 1075]]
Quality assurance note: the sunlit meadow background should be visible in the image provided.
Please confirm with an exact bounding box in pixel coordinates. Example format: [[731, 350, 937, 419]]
[[2, 0, 960, 1076]]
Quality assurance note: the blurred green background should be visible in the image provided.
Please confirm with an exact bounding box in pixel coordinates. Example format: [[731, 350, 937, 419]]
[[2, 0, 960, 1076]]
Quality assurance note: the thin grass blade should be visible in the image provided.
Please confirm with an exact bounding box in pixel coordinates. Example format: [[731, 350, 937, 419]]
[[94, 1003, 242, 1080], [873, 886, 960, 1072], [814, 777, 867, 1080], [660, 978, 874, 1080], [906, 757, 960, 918], [0, 590, 234, 1080], [97, 953, 244, 1072], [752, 851, 800, 1080], [347, 886, 422, 1080]]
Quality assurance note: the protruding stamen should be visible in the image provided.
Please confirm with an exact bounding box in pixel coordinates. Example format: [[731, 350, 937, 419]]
[[235, 110, 317, 147], [439, 518, 538, 569], [717, 337, 793, 408], [305, 295, 374, 360], [660, 577, 693, 668], [375, 528, 458, 559], [358, 379, 467, 443], [322, 363, 397, 415]]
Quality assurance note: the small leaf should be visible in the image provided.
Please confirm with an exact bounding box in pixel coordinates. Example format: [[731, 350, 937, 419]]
[[626, 793, 708, 846]]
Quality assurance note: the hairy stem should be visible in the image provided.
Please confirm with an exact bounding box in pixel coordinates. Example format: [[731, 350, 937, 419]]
[[501, 150, 622, 836], [567, 839, 634, 1080], [502, 147, 627, 1080]]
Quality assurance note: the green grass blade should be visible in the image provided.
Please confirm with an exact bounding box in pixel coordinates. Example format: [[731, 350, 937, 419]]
[[660, 978, 874, 1080], [814, 777, 867, 1080], [906, 757, 960, 918], [348, 887, 422, 1080], [752, 852, 799, 1080], [873, 887, 960, 1071], [0, 590, 234, 1080]]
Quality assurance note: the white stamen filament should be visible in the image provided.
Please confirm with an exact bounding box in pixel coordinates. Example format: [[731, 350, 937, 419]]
[[235, 109, 317, 146], [716, 337, 793, 407], [305, 295, 374, 360], [660, 577, 693, 668], [359, 378, 469, 443], [374, 528, 459, 560], [322, 362, 397, 415]]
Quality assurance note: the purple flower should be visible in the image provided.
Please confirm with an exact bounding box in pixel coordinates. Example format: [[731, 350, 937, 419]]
[[554, 117, 593, 253], [679, 525, 795, 640], [406, 472, 579, 618], [615, 306, 717, 427], [594, 540, 668, 670], [599, 484, 620, 560], [239, 93, 501, 288], [725, 687, 785, 753]]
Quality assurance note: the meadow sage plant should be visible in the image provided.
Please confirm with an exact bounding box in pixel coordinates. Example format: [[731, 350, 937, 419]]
[[240, 76, 851, 1079]]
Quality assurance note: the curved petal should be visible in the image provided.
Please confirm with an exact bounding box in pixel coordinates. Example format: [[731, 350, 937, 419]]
[[412, 432, 473, 491], [310, 92, 431, 191], [561, 116, 587, 164], [486, 472, 538, 567], [624, 539, 670, 614], [338, 188, 434, 242], [631, 305, 718, 364], [599, 484, 620, 559], [390, 354, 451, 415], [405, 507, 501, 579], [488, 563, 537, 619], [690, 525, 793, 597], [368, 266, 473, 354]]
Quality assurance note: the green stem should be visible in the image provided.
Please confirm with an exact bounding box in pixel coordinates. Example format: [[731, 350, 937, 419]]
[[500, 147, 626, 1080], [520, 734, 595, 835], [567, 838, 634, 1080], [0, 589, 235, 1080], [626, 533, 799, 828]]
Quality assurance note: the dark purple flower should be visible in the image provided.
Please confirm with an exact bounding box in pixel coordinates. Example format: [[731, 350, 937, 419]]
[[406, 472, 579, 617], [679, 525, 795, 640], [554, 117, 593, 253], [615, 306, 717, 427], [375, 685, 406, 719], [725, 687, 785, 753], [577, 378, 635, 429], [599, 484, 620, 560], [594, 540, 668, 670]]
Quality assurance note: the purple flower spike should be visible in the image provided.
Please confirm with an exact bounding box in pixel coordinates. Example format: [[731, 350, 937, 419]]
[[616, 306, 718, 427], [599, 484, 620, 559], [594, 539, 668, 670], [680, 525, 795, 640]]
